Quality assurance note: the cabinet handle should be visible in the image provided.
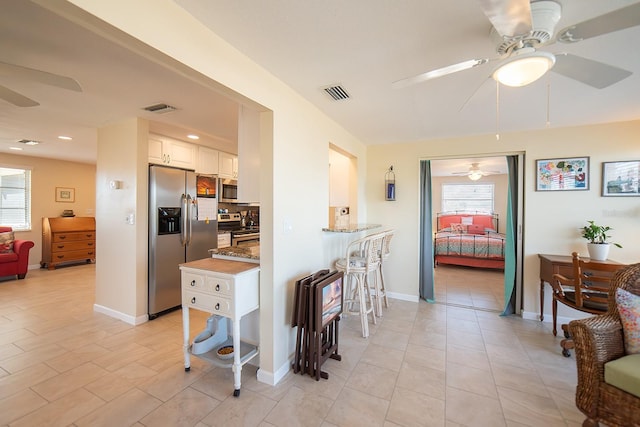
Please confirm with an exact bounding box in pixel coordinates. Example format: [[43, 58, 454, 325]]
[[59, 236, 66, 240], [57, 245, 64, 249], [56, 255, 64, 259], [191, 280, 196, 287], [215, 284, 220, 291], [215, 303, 220, 310], [87, 251, 94, 255], [86, 234, 92, 238], [191, 297, 196, 304], [88, 242, 94, 246]]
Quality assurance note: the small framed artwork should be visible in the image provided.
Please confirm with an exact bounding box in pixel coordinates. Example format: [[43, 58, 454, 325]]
[[602, 160, 640, 196], [55, 187, 75, 202], [536, 157, 589, 191]]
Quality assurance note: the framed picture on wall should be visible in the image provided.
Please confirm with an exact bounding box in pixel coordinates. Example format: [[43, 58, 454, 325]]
[[535, 157, 589, 191], [55, 187, 75, 202], [602, 161, 640, 196]]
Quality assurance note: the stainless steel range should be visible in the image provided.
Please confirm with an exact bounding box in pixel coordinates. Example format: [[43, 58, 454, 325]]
[[217, 213, 260, 247]]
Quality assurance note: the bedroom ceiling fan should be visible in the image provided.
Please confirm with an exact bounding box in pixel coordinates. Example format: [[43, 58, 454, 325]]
[[392, 0, 640, 89], [0, 61, 82, 107], [452, 162, 501, 180]]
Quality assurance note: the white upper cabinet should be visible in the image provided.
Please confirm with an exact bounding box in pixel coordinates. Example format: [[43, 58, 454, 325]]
[[149, 134, 196, 170], [237, 106, 260, 203], [196, 146, 219, 175], [218, 151, 238, 179]]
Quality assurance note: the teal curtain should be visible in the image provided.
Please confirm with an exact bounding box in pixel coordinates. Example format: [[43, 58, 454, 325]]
[[501, 156, 518, 315], [419, 160, 435, 302]]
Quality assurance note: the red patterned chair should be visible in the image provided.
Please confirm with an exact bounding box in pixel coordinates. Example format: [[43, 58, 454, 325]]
[[0, 226, 35, 280]]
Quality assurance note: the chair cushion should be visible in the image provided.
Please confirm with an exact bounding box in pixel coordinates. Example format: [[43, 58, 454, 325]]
[[0, 231, 14, 254], [604, 353, 640, 398], [616, 288, 640, 354], [0, 252, 19, 263]]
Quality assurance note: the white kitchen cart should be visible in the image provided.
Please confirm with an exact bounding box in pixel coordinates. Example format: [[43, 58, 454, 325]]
[[180, 258, 260, 397]]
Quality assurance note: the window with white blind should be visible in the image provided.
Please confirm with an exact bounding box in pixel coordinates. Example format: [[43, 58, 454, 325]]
[[0, 167, 31, 231], [442, 183, 494, 213]]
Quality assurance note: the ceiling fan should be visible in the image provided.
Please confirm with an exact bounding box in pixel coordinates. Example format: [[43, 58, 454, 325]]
[[0, 61, 82, 107], [393, 0, 640, 89], [452, 162, 501, 180]]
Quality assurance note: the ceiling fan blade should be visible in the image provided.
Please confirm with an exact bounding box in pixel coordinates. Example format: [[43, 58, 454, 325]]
[[557, 2, 640, 43], [392, 58, 489, 89], [477, 0, 532, 37], [552, 54, 632, 89], [0, 84, 39, 107], [0, 61, 82, 92]]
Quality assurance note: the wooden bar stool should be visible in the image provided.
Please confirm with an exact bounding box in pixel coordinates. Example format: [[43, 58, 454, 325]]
[[335, 234, 380, 337]]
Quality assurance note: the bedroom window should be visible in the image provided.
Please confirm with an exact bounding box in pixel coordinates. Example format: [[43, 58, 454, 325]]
[[442, 183, 494, 213], [0, 167, 31, 231]]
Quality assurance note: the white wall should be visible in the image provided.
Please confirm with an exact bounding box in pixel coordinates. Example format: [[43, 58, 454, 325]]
[[367, 120, 640, 321], [60, 0, 368, 384], [94, 118, 149, 325]]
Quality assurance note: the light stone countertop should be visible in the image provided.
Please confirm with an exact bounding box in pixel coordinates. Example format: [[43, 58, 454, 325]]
[[322, 224, 382, 233]]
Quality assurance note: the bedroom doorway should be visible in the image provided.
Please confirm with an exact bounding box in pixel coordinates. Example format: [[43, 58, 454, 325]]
[[420, 154, 524, 315]]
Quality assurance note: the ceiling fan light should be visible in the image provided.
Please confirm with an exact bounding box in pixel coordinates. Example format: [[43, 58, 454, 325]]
[[492, 51, 555, 87], [468, 171, 483, 181]]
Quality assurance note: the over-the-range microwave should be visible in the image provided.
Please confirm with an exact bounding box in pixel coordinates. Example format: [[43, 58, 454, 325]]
[[219, 178, 238, 203]]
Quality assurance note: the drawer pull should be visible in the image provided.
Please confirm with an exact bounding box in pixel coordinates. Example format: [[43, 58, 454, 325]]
[[59, 236, 66, 240], [86, 234, 92, 238], [56, 255, 64, 259], [191, 297, 196, 304], [215, 284, 220, 291], [191, 280, 196, 287], [88, 242, 94, 246], [88, 252, 94, 255], [215, 303, 220, 310], [57, 245, 65, 249]]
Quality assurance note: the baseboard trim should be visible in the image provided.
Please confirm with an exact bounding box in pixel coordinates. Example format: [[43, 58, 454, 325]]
[[93, 304, 148, 325], [386, 292, 419, 303], [521, 310, 580, 326], [257, 357, 292, 386]]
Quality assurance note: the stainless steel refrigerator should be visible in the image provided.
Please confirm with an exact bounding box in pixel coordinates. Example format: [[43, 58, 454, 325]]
[[149, 165, 217, 319]]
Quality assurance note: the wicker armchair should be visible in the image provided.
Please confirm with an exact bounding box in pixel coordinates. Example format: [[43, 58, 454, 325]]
[[569, 263, 640, 427]]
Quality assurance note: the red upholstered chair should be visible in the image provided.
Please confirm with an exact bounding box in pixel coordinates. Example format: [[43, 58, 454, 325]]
[[0, 226, 35, 280]]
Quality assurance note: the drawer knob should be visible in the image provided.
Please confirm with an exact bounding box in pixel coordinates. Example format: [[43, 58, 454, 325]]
[[191, 297, 196, 304], [191, 280, 196, 287], [215, 303, 220, 310], [215, 284, 220, 291]]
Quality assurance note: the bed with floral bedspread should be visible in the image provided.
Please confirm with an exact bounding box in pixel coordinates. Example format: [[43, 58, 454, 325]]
[[434, 212, 505, 269]]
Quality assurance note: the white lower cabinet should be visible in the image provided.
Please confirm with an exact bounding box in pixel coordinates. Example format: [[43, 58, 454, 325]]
[[180, 258, 259, 397]]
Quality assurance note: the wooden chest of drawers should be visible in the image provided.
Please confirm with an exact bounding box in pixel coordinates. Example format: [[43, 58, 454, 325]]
[[41, 217, 96, 270]]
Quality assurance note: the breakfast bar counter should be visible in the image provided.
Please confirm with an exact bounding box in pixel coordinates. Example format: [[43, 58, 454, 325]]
[[209, 244, 260, 263]]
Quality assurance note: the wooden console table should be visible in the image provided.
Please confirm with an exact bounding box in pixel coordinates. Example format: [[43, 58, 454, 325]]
[[537, 254, 622, 321]]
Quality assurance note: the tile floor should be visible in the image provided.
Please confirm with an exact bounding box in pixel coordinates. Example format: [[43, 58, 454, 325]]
[[0, 263, 587, 426]]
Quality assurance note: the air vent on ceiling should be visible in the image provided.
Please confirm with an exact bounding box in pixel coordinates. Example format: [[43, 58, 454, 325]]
[[18, 139, 41, 145], [323, 85, 350, 101], [143, 103, 177, 114]]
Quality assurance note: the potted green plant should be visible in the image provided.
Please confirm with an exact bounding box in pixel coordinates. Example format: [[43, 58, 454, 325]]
[[581, 220, 622, 260]]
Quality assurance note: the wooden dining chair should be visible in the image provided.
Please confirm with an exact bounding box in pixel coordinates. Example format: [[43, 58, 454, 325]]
[[551, 252, 625, 356]]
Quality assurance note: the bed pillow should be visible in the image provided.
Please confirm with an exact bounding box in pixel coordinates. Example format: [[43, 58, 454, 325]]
[[0, 231, 15, 254], [616, 288, 640, 354], [461, 216, 473, 225], [450, 223, 466, 233], [467, 224, 485, 235]]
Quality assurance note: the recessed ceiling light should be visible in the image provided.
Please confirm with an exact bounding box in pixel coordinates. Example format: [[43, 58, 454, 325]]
[[187, 134, 199, 140], [58, 136, 72, 140], [9, 147, 23, 151]]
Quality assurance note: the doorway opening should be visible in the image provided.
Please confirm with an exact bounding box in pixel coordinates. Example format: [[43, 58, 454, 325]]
[[420, 154, 524, 315]]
